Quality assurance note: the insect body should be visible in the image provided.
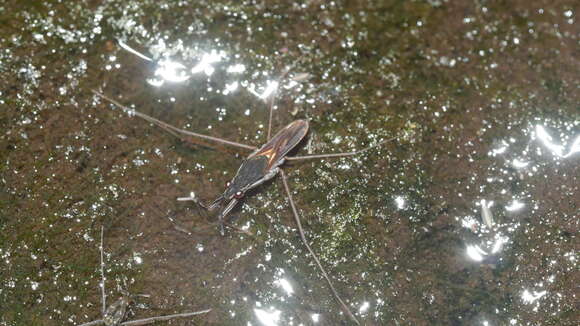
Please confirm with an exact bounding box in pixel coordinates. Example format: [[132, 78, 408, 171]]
[[209, 120, 309, 234]]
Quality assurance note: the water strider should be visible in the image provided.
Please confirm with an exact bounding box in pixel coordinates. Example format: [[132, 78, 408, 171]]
[[208, 119, 309, 235], [92, 87, 396, 325]]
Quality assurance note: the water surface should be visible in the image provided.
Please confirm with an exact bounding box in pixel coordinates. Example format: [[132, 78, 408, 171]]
[[1, 1, 578, 325]]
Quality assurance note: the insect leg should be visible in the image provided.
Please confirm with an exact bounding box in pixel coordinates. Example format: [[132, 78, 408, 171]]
[[177, 192, 212, 210], [286, 136, 398, 161], [217, 199, 239, 236], [279, 170, 360, 325], [92, 90, 257, 151]]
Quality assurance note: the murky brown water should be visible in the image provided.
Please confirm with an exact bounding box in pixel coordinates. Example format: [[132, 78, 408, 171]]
[[1, 1, 578, 325]]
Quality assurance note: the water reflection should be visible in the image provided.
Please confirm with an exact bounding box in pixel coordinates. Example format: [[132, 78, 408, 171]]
[[274, 277, 293, 296], [464, 197, 513, 264], [394, 196, 406, 210], [223, 81, 239, 95], [311, 313, 320, 323], [505, 199, 524, 212], [254, 307, 281, 326], [511, 158, 529, 169], [116, 38, 297, 103], [153, 59, 190, 83], [466, 233, 509, 263], [247, 80, 279, 99], [535, 125, 580, 158], [521, 289, 547, 304], [479, 199, 494, 228], [227, 63, 246, 73], [491, 140, 509, 155], [118, 39, 152, 61], [358, 301, 370, 314], [190, 50, 224, 75], [119, 40, 227, 86]]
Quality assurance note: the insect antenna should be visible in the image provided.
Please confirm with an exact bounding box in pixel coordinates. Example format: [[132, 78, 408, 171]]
[[265, 60, 300, 141]]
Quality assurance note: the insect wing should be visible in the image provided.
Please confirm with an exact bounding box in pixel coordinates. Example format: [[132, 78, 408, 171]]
[[218, 120, 308, 203], [251, 120, 309, 169]]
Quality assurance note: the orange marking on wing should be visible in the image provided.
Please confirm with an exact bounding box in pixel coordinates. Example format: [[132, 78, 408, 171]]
[[260, 148, 275, 161], [258, 138, 288, 166]]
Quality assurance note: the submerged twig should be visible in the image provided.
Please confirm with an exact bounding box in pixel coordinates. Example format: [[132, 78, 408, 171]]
[[76, 225, 211, 326], [120, 309, 212, 325], [78, 320, 104, 326], [100, 225, 106, 315], [77, 309, 212, 326]]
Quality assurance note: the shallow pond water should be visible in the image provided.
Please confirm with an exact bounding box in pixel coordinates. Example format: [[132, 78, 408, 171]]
[[1, 1, 578, 325]]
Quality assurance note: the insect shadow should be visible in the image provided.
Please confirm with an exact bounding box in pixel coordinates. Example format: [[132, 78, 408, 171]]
[[92, 73, 395, 325], [77, 226, 211, 326]]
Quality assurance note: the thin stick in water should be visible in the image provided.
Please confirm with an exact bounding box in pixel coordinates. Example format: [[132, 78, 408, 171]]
[[100, 225, 106, 315], [120, 309, 212, 325], [77, 319, 104, 326], [75, 228, 211, 326]]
